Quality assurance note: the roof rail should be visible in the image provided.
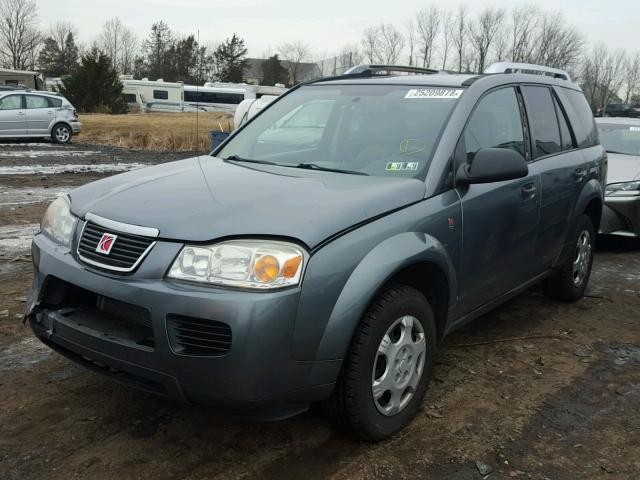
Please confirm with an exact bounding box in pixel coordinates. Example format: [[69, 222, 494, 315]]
[[485, 62, 571, 81], [344, 64, 440, 76]]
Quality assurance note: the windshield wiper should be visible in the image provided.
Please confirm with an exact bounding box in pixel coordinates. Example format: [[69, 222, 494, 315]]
[[605, 150, 633, 156], [292, 163, 369, 176], [223, 155, 279, 166]]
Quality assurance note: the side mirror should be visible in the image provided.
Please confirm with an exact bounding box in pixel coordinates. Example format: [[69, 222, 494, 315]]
[[456, 148, 528, 185]]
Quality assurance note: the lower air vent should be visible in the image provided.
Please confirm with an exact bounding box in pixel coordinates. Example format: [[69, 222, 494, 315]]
[[166, 314, 232, 356]]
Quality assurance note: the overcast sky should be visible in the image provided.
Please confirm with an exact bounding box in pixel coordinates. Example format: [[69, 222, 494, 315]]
[[35, 0, 639, 58]]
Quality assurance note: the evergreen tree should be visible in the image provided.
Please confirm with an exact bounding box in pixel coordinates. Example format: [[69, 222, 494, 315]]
[[141, 21, 173, 80], [37, 31, 78, 77], [214, 34, 248, 83], [38, 37, 62, 76], [62, 32, 79, 72], [261, 54, 289, 86], [57, 48, 127, 113]]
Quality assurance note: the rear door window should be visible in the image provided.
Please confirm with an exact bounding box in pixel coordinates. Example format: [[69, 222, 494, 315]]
[[555, 87, 598, 148], [26, 95, 50, 109], [459, 87, 525, 164], [553, 95, 574, 150], [521, 86, 561, 158]]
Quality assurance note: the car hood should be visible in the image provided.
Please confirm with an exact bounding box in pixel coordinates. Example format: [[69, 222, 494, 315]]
[[607, 152, 640, 184], [70, 156, 426, 248]]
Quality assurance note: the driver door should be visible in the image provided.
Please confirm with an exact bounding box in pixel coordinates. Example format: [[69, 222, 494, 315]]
[[0, 94, 26, 136], [456, 86, 541, 314]]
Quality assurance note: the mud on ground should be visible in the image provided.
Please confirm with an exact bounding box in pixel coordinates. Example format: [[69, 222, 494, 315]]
[[0, 141, 638, 480]]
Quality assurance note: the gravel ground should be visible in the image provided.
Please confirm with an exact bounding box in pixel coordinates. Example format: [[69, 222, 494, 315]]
[[0, 141, 639, 480]]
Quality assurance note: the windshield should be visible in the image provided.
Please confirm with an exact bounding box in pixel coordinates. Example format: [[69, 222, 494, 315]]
[[597, 122, 640, 156], [217, 84, 463, 178]]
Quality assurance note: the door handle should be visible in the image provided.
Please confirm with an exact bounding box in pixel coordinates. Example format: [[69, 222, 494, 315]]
[[17, 111, 25, 116], [521, 183, 537, 199], [47, 110, 54, 114]]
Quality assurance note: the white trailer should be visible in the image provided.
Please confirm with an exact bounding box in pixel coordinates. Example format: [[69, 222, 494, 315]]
[[185, 83, 287, 112], [120, 77, 184, 111], [0, 68, 44, 90]]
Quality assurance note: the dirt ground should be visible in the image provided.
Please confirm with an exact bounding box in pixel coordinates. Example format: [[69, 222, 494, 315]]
[[0, 141, 639, 480]]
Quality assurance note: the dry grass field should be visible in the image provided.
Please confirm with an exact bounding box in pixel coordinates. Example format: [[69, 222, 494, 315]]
[[78, 112, 235, 152]]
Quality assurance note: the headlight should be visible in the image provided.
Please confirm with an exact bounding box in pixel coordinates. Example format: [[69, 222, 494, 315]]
[[606, 181, 640, 197], [167, 240, 307, 289], [40, 195, 77, 248]]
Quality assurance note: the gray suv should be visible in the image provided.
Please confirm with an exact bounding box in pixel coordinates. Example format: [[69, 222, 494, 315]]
[[0, 90, 81, 143], [27, 63, 606, 441]]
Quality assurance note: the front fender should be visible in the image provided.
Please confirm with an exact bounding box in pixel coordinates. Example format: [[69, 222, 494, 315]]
[[313, 232, 457, 361]]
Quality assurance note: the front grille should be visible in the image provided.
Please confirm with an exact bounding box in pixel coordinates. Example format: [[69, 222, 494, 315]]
[[78, 221, 155, 273], [167, 314, 232, 356]]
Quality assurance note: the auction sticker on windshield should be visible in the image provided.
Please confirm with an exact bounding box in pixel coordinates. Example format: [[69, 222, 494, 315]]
[[405, 88, 464, 99]]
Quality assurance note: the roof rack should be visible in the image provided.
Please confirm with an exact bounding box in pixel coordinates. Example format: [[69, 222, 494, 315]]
[[485, 62, 571, 81], [345, 64, 440, 76]]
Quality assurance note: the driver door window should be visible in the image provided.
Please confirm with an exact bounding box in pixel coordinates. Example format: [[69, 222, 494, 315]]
[[0, 95, 23, 110], [458, 87, 525, 166]]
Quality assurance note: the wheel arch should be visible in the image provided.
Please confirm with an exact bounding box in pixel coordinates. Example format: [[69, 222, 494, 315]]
[[313, 232, 457, 361]]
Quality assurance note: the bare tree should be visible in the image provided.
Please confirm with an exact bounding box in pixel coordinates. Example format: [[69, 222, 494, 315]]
[[405, 19, 417, 67], [278, 40, 311, 84], [509, 5, 539, 63], [0, 0, 41, 70], [335, 44, 362, 74], [315, 51, 332, 76], [378, 23, 405, 64], [440, 11, 454, 70], [529, 12, 584, 71], [581, 44, 626, 112], [452, 5, 468, 73], [468, 7, 505, 74], [416, 6, 441, 68], [361, 25, 382, 64], [623, 52, 640, 103], [97, 17, 138, 74]]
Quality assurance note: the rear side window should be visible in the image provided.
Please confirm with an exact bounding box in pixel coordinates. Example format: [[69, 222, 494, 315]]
[[521, 86, 561, 158], [0, 95, 22, 110], [459, 87, 525, 163], [555, 87, 598, 148], [47, 97, 63, 108]]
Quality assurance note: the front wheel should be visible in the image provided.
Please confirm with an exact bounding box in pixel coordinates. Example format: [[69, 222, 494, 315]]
[[325, 284, 436, 441], [52, 123, 72, 144], [544, 214, 595, 302]]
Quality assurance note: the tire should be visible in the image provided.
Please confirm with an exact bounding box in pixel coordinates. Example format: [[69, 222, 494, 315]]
[[325, 284, 437, 441], [51, 123, 72, 144], [544, 214, 595, 302]]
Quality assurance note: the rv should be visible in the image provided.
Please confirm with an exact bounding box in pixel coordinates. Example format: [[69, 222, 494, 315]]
[[120, 77, 185, 111], [184, 83, 287, 112], [0, 68, 44, 90]]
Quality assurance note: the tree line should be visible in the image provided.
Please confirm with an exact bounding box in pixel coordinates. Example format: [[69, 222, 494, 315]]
[[1, 0, 638, 111]]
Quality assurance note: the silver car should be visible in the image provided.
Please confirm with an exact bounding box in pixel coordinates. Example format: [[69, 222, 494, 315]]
[[0, 90, 81, 144], [596, 117, 640, 237]]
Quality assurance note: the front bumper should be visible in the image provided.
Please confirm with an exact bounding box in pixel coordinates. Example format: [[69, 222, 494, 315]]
[[600, 195, 640, 237], [27, 234, 339, 417]]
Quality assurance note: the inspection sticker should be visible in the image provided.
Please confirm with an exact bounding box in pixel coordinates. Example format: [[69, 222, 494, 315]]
[[405, 88, 464, 99], [386, 162, 419, 171]]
